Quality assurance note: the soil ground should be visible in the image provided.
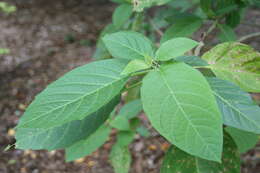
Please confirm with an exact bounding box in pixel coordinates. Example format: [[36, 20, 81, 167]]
[[0, 0, 260, 173]]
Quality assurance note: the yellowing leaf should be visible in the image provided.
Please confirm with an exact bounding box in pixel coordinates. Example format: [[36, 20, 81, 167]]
[[202, 42, 260, 92]]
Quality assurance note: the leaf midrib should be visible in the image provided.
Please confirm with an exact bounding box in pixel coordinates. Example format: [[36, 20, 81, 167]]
[[158, 69, 219, 161], [213, 91, 260, 130], [106, 38, 149, 58], [18, 76, 126, 128]]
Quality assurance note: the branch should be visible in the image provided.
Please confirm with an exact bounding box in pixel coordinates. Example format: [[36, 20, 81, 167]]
[[238, 32, 260, 42], [194, 20, 218, 56], [148, 18, 163, 37]]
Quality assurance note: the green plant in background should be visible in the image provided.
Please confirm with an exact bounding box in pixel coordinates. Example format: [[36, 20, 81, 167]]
[[0, 2, 16, 14], [0, 48, 10, 55], [0, 2, 16, 55], [12, 0, 260, 173]]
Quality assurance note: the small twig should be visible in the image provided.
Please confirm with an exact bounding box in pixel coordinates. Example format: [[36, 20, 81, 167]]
[[242, 22, 260, 28], [123, 81, 142, 92], [148, 18, 163, 37], [132, 12, 143, 31], [238, 32, 260, 42], [194, 20, 218, 56], [194, 42, 205, 56]]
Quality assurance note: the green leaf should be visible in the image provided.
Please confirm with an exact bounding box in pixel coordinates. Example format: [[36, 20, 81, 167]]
[[141, 62, 223, 162], [207, 77, 260, 133], [15, 97, 119, 150], [16, 59, 128, 129], [0, 2, 16, 14], [0, 48, 10, 54], [196, 133, 240, 173], [166, 12, 202, 24], [117, 131, 135, 146], [136, 126, 150, 137], [226, 127, 259, 153], [218, 24, 237, 42], [161, 17, 202, 43], [161, 147, 197, 173], [113, 4, 133, 29], [93, 24, 118, 60], [133, 0, 172, 12], [118, 99, 143, 119], [103, 31, 154, 60], [110, 116, 131, 131], [202, 42, 260, 92], [100, 24, 119, 38], [175, 56, 208, 67], [225, 11, 242, 28], [168, 1, 194, 11], [65, 125, 111, 162], [156, 38, 198, 61], [130, 117, 141, 130], [161, 133, 240, 173], [121, 59, 150, 75], [110, 143, 131, 173], [92, 44, 111, 60], [200, 0, 216, 18]]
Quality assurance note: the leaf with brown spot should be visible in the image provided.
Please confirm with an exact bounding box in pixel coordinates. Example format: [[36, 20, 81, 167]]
[[196, 133, 240, 173], [202, 42, 260, 92], [161, 133, 240, 173], [161, 146, 197, 173]]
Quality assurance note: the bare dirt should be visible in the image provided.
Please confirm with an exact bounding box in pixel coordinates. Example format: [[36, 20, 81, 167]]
[[0, 0, 260, 173]]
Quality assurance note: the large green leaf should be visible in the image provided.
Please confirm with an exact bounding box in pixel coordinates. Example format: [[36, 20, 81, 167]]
[[161, 133, 240, 173], [141, 62, 223, 162], [161, 16, 202, 43], [15, 97, 118, 150], [112, 4, 133, 29], [110, 143, 131, 173], [16, 59, 128, 129], [207, 77, 260, 133], [226, 127, 259, 153], [156, 37, 198, 61], [65, 125, 111, 161], [103, 31, 154, 60], [202, 42, 260, 92]]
